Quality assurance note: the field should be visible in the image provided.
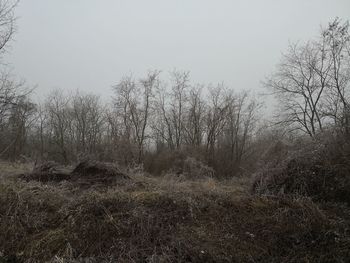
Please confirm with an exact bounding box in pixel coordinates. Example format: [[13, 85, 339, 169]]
[[0, 161, 349, 263], [0, 1, 349, 262]]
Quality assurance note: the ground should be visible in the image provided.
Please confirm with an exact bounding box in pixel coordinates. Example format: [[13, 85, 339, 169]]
[[0, 162, 349, 263]]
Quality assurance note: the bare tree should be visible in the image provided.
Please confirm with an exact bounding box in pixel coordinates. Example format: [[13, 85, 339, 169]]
[[114, 71, 160, 163], [322, 18, 350, 133], [152, 70, 191, 151], [72, 91, 104, 156], [45, 90, 71, 163], [0, 0, 17, 56], [167, 70, 190, 149], [265, 42, 327, 136], [183, 85, 205, 147], [266, 18, 350, 137], [0, 96, 35, 159], [153, 83, 174, 150], [0, 0, 19, 107], [136, 71, 159, 162], [0, 73, 33, 159], [33, 103, 48, 161], [205, 84, 228, 163], [224, 91, 259, 173]]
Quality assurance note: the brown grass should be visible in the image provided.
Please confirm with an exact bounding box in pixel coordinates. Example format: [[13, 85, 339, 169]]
[[0, 161, 33, 178], [0, 162, 349, 262]]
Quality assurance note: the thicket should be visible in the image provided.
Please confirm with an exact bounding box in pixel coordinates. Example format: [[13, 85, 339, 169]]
[[1, 18, 350, 182]]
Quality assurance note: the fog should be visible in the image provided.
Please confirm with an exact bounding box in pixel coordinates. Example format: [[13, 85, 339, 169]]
[[4, 0, 350, 99], [2, 3, 350, 260]]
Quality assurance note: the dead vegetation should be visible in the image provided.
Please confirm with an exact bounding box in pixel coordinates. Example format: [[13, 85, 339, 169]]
[[0, 159, 349, 263], [252, 136, 350, 204], [0, 4, 348, 262], [0, 175, 349, 263], [20, 161, 71, 183], [1, 134, 350, 262]]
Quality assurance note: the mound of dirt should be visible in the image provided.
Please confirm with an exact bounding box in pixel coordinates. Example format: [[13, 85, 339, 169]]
[[20, 160, 130, 188], [21, 161, 71, 183], [70, 160, 130, 187]]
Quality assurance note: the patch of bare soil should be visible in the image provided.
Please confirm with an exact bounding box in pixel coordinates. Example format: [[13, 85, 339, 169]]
[[70, 160, 130, 187]]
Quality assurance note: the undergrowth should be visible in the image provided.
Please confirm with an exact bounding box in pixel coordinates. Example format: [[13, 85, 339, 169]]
[[0, 166, 349, 262]]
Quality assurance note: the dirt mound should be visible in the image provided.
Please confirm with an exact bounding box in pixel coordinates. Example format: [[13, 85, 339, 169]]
[[72, 160, 121, 176], [21, 161, 71, 182], [20, 160, 130, 188], [70, 160, 130, 187]]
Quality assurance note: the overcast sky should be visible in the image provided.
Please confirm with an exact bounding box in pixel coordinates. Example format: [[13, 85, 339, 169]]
[[4, 0, 350, 100]]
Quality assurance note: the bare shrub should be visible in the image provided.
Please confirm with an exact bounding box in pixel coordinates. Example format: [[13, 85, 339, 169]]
[[159, 155, 215, 180], [21, 161, 70, 183], [253, 135, 350, 204], [182, 157, 214, 179]]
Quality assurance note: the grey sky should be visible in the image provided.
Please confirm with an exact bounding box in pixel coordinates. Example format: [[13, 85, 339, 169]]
[[4, 0, 350, 100]]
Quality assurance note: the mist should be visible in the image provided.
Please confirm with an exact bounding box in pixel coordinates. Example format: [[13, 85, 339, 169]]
[[1, 2, 350, 262], [5, 0, 350, 99]]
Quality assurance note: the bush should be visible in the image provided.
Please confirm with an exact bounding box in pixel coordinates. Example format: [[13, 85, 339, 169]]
[[182, 157, 215, 179], [252, 134, 350, 204]]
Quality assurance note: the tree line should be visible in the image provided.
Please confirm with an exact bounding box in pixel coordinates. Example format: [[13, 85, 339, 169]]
[[0, 70, 262, 176], [0, 2, 349, 177]]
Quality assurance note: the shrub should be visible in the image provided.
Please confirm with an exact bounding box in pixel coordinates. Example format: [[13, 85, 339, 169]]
[[182, 157, 215, 179], [252, 134, 350, 204]]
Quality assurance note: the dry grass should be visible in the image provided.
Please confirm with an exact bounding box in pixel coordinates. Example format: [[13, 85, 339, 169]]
[[0, 161, 33, 178], [0, 162, 350, 262]]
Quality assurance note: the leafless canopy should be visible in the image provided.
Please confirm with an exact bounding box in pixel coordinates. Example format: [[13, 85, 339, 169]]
[[0, 0, 17, 54], [265, 18, 350, 136]]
